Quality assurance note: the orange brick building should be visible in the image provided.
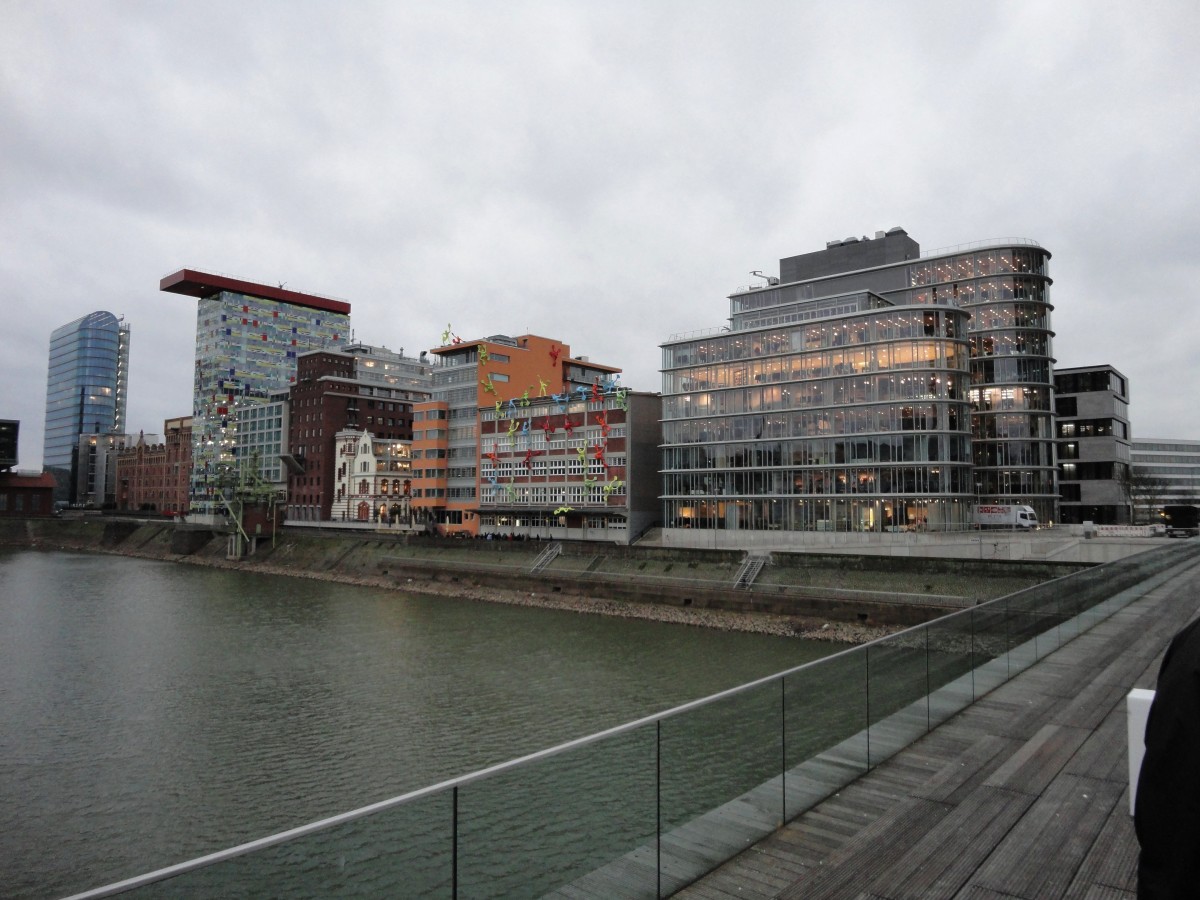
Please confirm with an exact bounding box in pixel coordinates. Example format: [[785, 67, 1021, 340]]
[[411, 334, 622, 536]]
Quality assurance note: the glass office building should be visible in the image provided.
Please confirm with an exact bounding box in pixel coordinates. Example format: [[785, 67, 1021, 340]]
[[42, 311, 130, 498], [661, 229, 1056, 537]]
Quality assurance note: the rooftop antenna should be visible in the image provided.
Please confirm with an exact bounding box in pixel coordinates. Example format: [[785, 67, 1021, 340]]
[[750, 270, 780, 286]]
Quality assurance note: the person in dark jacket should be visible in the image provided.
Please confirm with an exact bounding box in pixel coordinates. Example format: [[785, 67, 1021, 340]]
[[1135, 615, 1200, 898]]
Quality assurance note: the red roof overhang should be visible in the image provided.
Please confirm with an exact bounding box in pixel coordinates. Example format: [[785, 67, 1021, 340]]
[[160, 269, 351, 315]]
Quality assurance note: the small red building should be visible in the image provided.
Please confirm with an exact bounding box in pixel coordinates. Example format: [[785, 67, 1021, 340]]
[[0, 471, 58, 517]]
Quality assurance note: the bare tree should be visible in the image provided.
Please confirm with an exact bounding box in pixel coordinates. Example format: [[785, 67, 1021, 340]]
[[1120, 468, 1172, 524]]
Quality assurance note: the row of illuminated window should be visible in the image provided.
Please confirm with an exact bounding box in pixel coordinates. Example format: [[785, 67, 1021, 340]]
[[970, 332, 1051, 358], [911, 248, 1048, 285], [485, 457, 624, 478], [666, 341, 966, 394], [665, 310, 967, 368], [663, 374, 969, 420], [1057, 419, 1129, 439], [480, 398, 622, 422], [664, 433, 971, 471], [480, 484, 625, 506], [663, 465, 976, 498], [905, 277, 1049, 308], [968, 386, 1051, 411], [479, 515, 628, 530], [483, 429, 626, 454], [663, 403, 967, 444]]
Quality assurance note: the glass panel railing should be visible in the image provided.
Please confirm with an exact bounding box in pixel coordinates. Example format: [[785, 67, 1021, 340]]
[[972, 602, 1011, 696], [657, 679, 782, 896], [783, 648, 867, 819], [865, 629, 930, 764], [926, 610, 977, 727], [68, 543, 1200, 900], [1008, 581, 1061, 666], [459, 725, 656, 898]]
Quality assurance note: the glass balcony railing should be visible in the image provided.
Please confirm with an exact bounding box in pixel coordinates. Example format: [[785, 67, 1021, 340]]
[[67, 543, 1200, 900]]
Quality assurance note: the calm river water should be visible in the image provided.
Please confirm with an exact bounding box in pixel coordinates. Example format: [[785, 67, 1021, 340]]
[[0, 550, 836, 898]]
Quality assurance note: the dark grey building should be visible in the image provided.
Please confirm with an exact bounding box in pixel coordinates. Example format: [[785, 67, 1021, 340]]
[[0, 420, 18, 471], [1054, 365, 1131, 524]]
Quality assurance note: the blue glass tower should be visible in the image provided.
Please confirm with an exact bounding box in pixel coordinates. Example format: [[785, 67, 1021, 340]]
[[42, 311, 129, 498]]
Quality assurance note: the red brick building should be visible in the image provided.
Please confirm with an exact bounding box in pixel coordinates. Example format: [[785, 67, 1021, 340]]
[[115, 417, 193, 514], [285, 345, 430, 521], [0, 471, 57, 517]]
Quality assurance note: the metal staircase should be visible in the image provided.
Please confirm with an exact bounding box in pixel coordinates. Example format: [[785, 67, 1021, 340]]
[[531, 542, 563, 574], [732, 551, 771, 590]]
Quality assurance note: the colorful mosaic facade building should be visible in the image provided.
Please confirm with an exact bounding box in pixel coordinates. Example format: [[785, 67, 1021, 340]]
[[161, 270, 350, 516]]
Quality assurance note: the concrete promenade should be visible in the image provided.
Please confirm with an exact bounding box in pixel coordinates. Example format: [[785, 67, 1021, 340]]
[[675, 552, 1200, 899]]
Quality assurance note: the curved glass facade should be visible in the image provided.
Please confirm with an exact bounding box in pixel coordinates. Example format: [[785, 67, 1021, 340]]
[[42, 311, 129, 479], [661, 235, 1056, 536], [661, 295, 974, 532], [891, 247, 1057, 524]]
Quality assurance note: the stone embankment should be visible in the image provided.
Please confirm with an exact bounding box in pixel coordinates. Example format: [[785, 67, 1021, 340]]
[[2, 517, 1085, 644]]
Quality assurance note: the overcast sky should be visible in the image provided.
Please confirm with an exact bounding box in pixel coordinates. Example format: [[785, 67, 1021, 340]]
[[3, 1, 1198, 470]]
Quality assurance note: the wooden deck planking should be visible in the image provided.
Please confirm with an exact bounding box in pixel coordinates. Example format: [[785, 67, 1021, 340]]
[[1062, 787, 1138, 899], [670, 552, 1200, 900]]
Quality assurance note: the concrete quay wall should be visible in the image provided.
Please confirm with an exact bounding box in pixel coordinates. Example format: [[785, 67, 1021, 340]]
[[1, 517, 1103, 630]]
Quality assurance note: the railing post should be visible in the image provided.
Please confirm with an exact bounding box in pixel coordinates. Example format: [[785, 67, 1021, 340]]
[[970, 606, 977, 701], [656, 720, 662, 900], [452, 786, 458, 900], [925, 624, 931, 733], [865, 645, 871, 769], [780, 677, 786, 824]]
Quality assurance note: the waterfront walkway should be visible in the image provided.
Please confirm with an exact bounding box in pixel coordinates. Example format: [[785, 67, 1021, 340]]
[[675, 555, 1200, 899]]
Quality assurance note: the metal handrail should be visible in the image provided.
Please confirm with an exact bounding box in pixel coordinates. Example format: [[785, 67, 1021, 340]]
[[919, 237, 1046, 258], [664, 325, 731, 343]]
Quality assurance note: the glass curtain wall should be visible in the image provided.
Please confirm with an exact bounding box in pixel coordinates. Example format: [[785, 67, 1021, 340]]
[[661, 297, 973, 532], [42, 311, 129, 500], [899, 246, 1057, 524]]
